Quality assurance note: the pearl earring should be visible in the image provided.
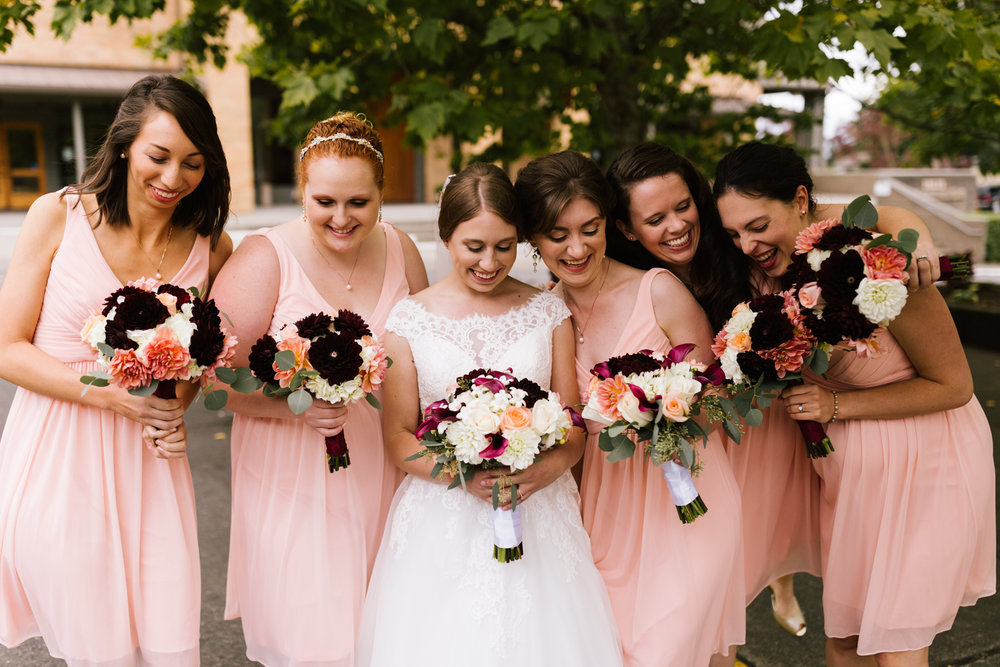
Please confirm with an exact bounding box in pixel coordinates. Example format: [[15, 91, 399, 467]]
[[800, 210, 806, 215], [120, 151, 127, 159]]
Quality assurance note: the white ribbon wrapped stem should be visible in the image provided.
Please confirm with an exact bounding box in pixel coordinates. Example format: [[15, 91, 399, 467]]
[[660, 461, 699, 506], [492, 506, 522, 548]]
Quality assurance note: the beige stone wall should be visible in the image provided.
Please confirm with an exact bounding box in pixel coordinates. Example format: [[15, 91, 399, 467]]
[[3, 0, 256, 213]]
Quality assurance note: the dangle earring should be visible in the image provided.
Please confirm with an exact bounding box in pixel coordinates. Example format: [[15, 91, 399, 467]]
[[378, 203, 383, 223], [531, 247, 541, 272]]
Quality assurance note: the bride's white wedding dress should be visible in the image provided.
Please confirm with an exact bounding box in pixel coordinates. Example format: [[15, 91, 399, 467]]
[[357, 290, 622, 666]]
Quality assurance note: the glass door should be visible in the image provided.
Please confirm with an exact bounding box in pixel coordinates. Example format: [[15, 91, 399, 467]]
[[0, 123, 46, 209]]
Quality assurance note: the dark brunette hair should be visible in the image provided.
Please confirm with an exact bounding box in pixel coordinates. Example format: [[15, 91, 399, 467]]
[[712, 141, 816, 213], [438, 163, 523, 242], [297, 111, 385, 191], [75, 74, 230, 248], [606, 142, 751, 330], [514, 150, 614, 238]]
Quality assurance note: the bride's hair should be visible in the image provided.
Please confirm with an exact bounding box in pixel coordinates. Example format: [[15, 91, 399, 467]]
[[514, 150, 613, 238], [437, 163, 524, 242]]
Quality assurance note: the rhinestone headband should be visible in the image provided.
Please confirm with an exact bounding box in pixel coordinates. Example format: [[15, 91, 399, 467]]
[[299, 133, 384, 162]]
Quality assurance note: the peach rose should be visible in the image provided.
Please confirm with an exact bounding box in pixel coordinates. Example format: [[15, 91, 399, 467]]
[[500, 405, 533, 431], [661, 394, 691, 422], [155, 292, 178, 315], [798, 282, 822, 309], [729, 331, 752, 352]]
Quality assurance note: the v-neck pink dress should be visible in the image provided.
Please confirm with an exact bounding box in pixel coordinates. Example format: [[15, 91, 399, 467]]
[[0, 191, 206, 665], [806, 329, 995, 655], [577, 269, 746, 667], [224, 223, 409, 666]]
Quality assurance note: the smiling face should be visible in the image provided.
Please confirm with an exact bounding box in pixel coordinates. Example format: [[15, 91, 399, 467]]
[[125, 110, 205, 210], [302, 155, 382, 253], [445, 210, 519, 293], [716, 190, 805, 277], [533, 197, 606, 289], [622, 173, 701, 270]]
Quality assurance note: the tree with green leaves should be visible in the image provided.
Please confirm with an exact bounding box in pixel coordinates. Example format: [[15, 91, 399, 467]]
[[4, 0, 999, 171]]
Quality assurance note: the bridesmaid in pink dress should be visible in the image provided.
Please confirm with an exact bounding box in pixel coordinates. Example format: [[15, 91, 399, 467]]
[[516, 151, 745, 666], [211, 113, 427, 666], [0, 75, 233, 665], [605, 142, 944, 636], [715, 141, 995, 667]]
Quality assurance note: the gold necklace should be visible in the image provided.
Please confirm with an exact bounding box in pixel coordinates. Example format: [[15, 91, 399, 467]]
[[130, 225, 173, 280], [310, 235, 362, 291], [571, 257, 610, 345]]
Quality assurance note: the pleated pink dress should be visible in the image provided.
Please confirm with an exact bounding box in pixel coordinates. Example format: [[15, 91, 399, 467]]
[[725, 404, 822, 603], [224, 223, 409, 666], [807, 329, 996, 655], [578, 269, 746, 667], [725, 275, 822, 603], [0, 191, 204, 666]]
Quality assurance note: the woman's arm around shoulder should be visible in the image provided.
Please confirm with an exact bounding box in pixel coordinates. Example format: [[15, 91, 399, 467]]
[[650, 270, 717, 366], [395, 227, 430, 293]]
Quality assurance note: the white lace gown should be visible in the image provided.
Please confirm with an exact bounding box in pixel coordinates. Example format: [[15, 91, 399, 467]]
[[356, 291, 623, 666]]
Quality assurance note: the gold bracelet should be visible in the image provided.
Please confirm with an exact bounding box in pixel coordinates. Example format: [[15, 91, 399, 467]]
[[829, 390, 839, 423]]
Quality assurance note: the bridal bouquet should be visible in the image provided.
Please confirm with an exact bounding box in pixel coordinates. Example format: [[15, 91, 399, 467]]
[[80, 278, 237, 407], [581, 345, 736, 523], [410, 368, 582, 562], [788, 195, 971, 357], [712, 292, 833, 458], [227, 310, 388, 473]]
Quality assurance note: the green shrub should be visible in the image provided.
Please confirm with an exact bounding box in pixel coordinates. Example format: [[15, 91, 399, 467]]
[[987, 217, 1000, 263]]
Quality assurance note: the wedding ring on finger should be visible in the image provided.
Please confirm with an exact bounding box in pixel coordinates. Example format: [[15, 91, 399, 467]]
[[797, 404, 804, 413]]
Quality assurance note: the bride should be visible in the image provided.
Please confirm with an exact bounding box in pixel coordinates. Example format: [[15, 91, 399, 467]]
[[356, 163, 622, 665]]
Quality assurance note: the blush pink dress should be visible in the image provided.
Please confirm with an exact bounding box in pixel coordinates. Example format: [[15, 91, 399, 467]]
[[0, 191, 205, 666], [224, 223, 409, 666], [725, 275, 822, 603], [807, 329, 995, 656], [577, 269, 746, 666]]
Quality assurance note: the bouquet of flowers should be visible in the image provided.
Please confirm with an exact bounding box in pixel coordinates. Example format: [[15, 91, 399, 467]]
[[409, 368, 582, 563], [788, 195, 971, 356], [712, 292, 833, 458], [581, 345, 737, 523], [80, 278, 237, 408], [224, 311, 389, 473]]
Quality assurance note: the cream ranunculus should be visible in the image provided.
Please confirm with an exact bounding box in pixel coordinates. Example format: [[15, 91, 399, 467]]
[[446, 421, 486, 465], [497, 428, 542, 470]]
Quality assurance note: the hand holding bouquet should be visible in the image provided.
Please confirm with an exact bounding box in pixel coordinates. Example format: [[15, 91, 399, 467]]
[[409, 368, 582, 562], [80, 278, 237, 407], [713, 292, 832, 457], [222, 310, 389, 473], [581, 345, 737, 523]]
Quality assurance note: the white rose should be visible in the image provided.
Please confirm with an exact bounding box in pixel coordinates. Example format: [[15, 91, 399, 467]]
[[164, 312, 196, 348], [662, 374, 702, 402], [720, 348, 744, 384], [530, 399, 562, 435], [728, 308, 757, 333], [445, 421, 486, 465], [617, 391, 653, 427], [581, 400, 616, 427], [459, 401, 502, 435], [853, 277, 908, 327], [807, 248, 833, 272]]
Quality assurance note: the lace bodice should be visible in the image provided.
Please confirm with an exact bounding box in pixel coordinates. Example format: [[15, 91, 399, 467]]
[[385, 290, 571, 411]]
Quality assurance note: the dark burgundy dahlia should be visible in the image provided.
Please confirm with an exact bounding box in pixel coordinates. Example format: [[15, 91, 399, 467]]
[[295, 312, 334, 339], [606, 353, 662, 376], [188, 298, 226, 367], [248, 336, 280, 384], [333, 310, 372, 340], [108, 289, 169, 331], [816, 250, 865, 306], [308, 332, 363, 385]]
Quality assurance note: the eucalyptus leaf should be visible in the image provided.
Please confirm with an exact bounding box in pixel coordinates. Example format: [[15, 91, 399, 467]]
[[865, 233, 892, 249], [287, 388, 312, 414], [204, 389, 228, 411], [598, 429, 614, 452], [263, 384, 290, 398], [808, 347, 829, 375], [606, 435, 636, 462], [607, 422, 629, 438], [896, 228, 919, 254], [365, 392, 382, 410], [214, 366, 237, 383], [679, 438, 694, 467], [430, 462, 443, 479], [746, 407, 764, 427], [128, 380, 158, 397], [289, 373, 303, 391], [232, 376, 263, 394], [492, 482, 499, 509], [96, 342, 115, 358], [235, 365, 257, 380], [274, 349, 296, 371], [723, 418, 742, 443], [405, 451, 423, 461]]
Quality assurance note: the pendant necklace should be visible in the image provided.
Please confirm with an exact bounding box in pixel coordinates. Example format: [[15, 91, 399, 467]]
[[131, 225, 173, 280], [572, 257, 610, 345], [311, 235, 361, 291]]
